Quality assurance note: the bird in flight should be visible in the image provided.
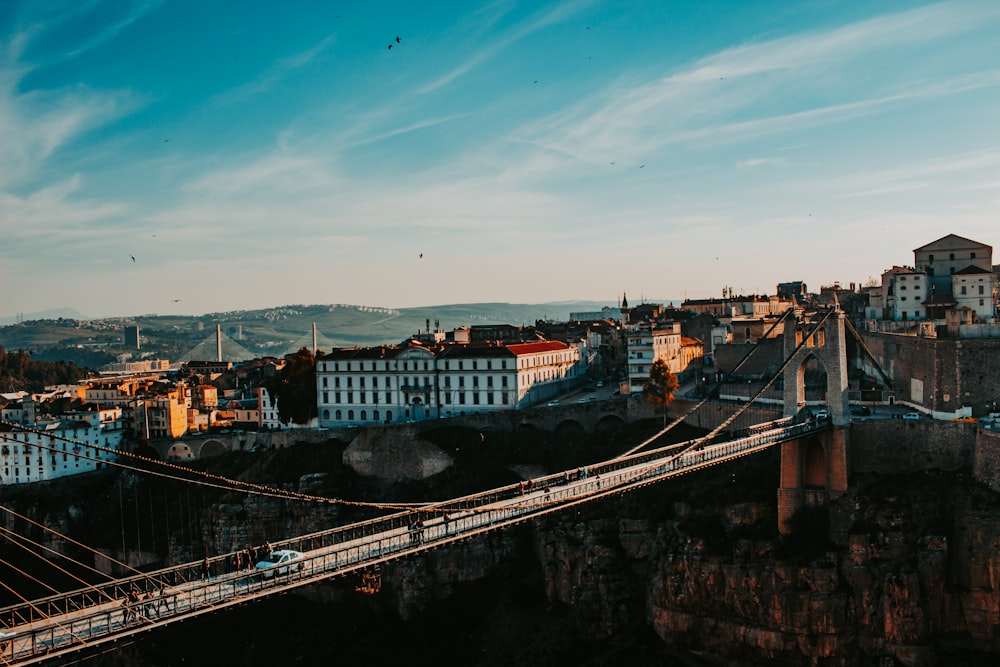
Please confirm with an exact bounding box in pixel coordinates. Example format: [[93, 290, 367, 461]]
[[172, 299, 182, 303], [396, 36, 401, 44], [130, 255, 136, 263], [387, 43, 393, 50], [419, 253, 423, 259]]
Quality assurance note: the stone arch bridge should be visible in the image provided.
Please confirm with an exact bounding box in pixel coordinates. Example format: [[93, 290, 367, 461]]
[[145, 395, 772, 462]]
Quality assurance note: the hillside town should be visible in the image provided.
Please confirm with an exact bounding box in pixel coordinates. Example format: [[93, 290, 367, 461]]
[[3, 233, 999, 486]]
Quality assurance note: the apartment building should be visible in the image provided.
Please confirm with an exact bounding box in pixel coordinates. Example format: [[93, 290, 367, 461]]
[[315, 338, 585, 428], [626, 322, 682, 394], [1, 404, 124, 486]]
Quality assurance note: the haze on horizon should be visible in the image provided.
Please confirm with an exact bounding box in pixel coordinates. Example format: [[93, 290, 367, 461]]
[[2, 0, 999, 320]]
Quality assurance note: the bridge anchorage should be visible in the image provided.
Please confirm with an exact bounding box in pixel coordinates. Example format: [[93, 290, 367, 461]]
[[777, 305, 851, 534]]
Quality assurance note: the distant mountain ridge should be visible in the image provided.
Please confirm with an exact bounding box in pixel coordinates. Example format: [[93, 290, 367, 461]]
[[0, 300, 670, 364], [0, 308, 88, 326]]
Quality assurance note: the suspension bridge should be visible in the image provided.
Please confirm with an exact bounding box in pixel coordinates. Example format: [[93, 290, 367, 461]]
[[0, 305, 868, 665]]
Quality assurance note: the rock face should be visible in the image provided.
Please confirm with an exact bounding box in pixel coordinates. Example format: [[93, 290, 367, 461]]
[[368, 473, 1000, 666], [4, 442, 1000, 665], [521, 478, 1000, 666]]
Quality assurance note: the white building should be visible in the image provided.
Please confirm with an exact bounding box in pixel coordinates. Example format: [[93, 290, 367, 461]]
[[259, 386, 282, 429], [880, 266, 928, 321], [626, 322, 682, 394], [1, 405, 124, 486], [914, 234, 993, 299], [873, 235, 997, 322], [952, 266, 997, 319], [315, 339, 585, 428]]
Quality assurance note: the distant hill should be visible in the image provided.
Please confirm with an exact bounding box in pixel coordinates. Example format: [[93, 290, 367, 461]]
[[0, 300, 680, 365], [0, 308, 88, 326]]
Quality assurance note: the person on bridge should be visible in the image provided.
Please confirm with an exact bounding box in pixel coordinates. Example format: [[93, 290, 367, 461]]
[[123, 588, 140, 624], [201, 556, 209, 580], [156, 583, 171, 616], [141, 591, 154, 619]]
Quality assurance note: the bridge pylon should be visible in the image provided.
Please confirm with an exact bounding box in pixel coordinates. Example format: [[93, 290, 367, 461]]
[[777, 305, 851, 534]]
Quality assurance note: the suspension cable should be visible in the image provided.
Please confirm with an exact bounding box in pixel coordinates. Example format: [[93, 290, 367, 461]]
[[617, 308, 796, 458], [0, 577, 94, 651], [0, 556, 60, 596], [0, 420, 425, 510]]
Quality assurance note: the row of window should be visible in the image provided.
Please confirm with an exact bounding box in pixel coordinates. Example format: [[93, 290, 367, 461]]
[[321, 374, 514, 389], [322, 389, 514, 406], [926, 252, 977, 262], [322, 409, 392, 422], [322, 358, 516, 373], [3, 460, 104, 484]]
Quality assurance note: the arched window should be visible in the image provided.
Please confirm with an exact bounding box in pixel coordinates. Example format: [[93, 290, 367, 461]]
[[360, 410, 367, 421], [373, 410, 379, 422], [323, 409, 330, 420], [335, 410, 342, 420], [386, 410, 393, 422], [348, 410, 355, 420]]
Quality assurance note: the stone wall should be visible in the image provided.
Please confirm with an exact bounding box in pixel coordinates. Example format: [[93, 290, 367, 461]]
[[850, 419, 976, 473], [859, 333, 1000, 418], [343, 424, 454, 480], [973, 428, 1000, 493], [672, 399, 782, 433]]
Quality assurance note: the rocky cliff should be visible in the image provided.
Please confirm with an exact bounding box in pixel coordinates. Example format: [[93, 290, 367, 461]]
[[4, 428, 1000, 665]]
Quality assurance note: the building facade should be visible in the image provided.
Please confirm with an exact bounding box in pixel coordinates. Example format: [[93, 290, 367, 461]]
[[626, 323, 681, 394], [1, 406, 124, 486], [315, 339, 585, 428], [913, 234, 993, 299]]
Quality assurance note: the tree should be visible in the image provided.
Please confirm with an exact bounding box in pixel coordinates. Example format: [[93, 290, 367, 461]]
[[643, 359, 679, 428], [266, 347, 318, 425], [0, 346, 89, 392]]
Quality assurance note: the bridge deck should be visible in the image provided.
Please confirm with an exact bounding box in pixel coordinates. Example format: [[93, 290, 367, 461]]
[[0, 417, 830, 665]]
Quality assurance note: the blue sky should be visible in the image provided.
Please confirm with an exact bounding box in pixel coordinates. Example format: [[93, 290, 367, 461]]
[[2, 0, 999, 318]]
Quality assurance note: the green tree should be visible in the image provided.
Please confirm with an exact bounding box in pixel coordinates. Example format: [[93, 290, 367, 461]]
[[0, 346, 89, 392], [643, 359, 679, 428], [266, 347, 318, 425]]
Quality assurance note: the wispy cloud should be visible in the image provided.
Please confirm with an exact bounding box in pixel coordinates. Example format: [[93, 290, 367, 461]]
[[0, 174, 129, 258], [66, 0, 165, 57], [510, 2, 1000, 168], [0, 6, 147, 189], [836, 147, 1000, 198], [212, 34, 337, 105], [419, 0, 595, 94], [345, 113, 468, 149], [736, 157, 786, 169]]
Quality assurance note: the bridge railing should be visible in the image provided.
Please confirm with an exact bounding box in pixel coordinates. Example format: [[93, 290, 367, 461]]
[[1, 416, 830, 664]]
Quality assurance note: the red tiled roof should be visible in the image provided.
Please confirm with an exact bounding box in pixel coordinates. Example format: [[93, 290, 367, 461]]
[[505, 341, 570, 356]]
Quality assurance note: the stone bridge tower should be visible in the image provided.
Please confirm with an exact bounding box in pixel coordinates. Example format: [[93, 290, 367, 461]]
[[777, 305, 851, 533]]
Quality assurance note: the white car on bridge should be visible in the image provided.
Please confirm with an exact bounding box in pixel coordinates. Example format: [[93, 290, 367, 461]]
[[254, 549, 304, 577]]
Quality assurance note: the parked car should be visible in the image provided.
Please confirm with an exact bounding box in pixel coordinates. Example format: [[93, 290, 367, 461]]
[[255, 549, 304, 577], [813, 408, 829, 420], [902, 412, 922, 420], [851, 406, 871, 416]]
